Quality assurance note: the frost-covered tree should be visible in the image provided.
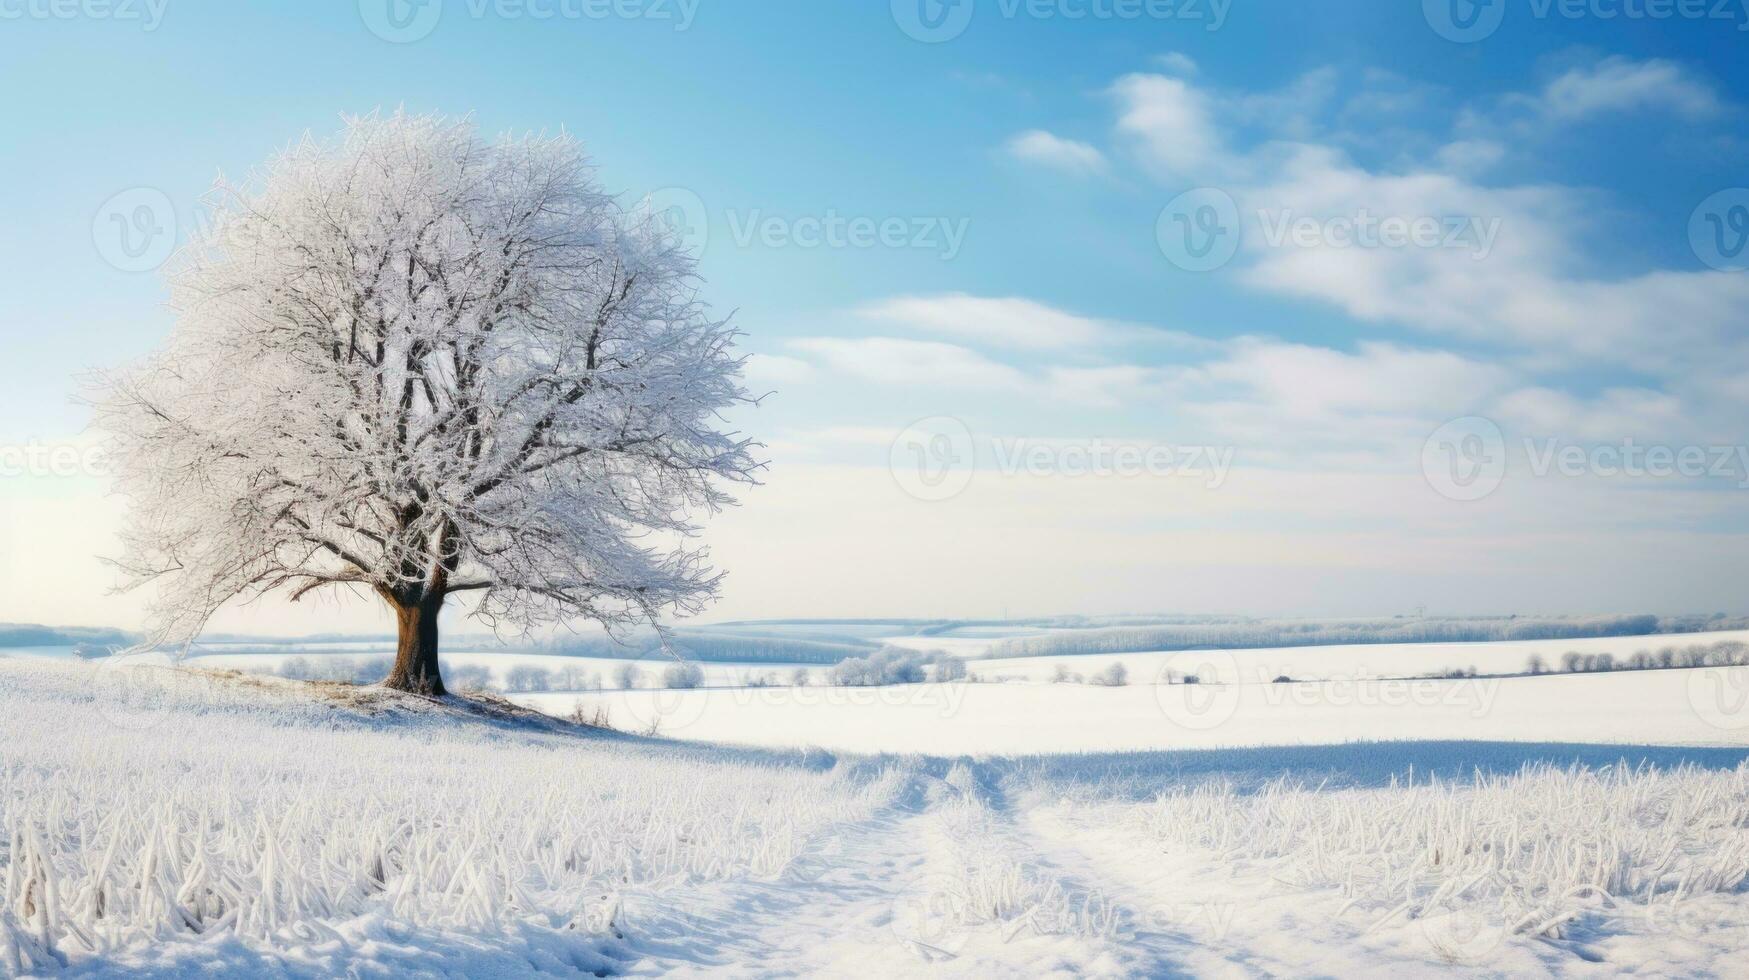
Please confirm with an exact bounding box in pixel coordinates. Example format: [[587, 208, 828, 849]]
[[662, 661, 704, 689], [93, 113, 759, 695]]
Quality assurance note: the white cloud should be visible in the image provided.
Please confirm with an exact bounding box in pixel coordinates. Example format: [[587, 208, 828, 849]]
[[1229, 67, 1340, 141], [1435, 139, 1505, 175], [1005, 130, 1107, 176], [1533, 57, 1721, 121], [1110, 73, 1226, 180], [742, 353, 815, 389], [1153, 52, 1198, 76], [1044, 365, 1167, 408], [1094, 65, 1749, 381], [788, 337, 1027, 389], [1494, 386, 1687, 443], [1198, 340, 1513, 420], [857, 293, 1125, 351]]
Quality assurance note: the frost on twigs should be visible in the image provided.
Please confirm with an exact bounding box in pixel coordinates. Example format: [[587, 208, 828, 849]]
[[89, 111, 761, 689]]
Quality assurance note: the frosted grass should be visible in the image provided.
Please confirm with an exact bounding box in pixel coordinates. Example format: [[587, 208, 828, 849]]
[[0, 661, 901, 972]]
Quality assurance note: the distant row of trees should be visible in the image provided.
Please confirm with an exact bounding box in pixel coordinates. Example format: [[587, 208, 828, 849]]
[[1048, 662, 1130, 686], [988, 615, 1748, 660], [544, 630, 879, 665], [1527, 641, 1749, 675], [827, 648, 967, 687]]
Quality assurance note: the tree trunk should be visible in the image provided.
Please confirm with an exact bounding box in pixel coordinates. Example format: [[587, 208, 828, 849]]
[[383, 596, 445, 695]]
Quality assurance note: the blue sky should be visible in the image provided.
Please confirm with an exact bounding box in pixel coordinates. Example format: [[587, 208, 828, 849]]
[[3, 1, 1748, 632]]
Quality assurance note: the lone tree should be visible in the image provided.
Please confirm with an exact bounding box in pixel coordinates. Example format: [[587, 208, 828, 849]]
[[93, 113, 759, 695]]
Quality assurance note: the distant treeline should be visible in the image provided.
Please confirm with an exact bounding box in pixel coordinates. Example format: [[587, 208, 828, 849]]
[[985, 614, 1749, 659], [1530, 640, 1749, 675], [545, 628, 879, 665], [0, 624, 136, 649]]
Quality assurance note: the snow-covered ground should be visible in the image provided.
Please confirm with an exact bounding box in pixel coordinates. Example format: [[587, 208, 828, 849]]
[[512, 666, 1749, 755], [7, 647, 1749, 977]]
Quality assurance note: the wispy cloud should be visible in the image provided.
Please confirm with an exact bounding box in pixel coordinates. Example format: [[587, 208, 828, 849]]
[[1530, 56, 1722, 121], [788, 337, 1027, 389], [857, 293, 1124, 351], [1004, 129, 1107, 176]]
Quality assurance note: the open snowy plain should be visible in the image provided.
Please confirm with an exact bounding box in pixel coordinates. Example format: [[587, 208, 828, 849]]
[[4, 627, 1749, 977]]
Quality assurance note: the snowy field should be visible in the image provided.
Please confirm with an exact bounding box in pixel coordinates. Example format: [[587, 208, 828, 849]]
[[512, 666, 1749, 756], [4, 652, 1749, 977], [495, 630, 1749, 755], [118, 625, 1749, 693]]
